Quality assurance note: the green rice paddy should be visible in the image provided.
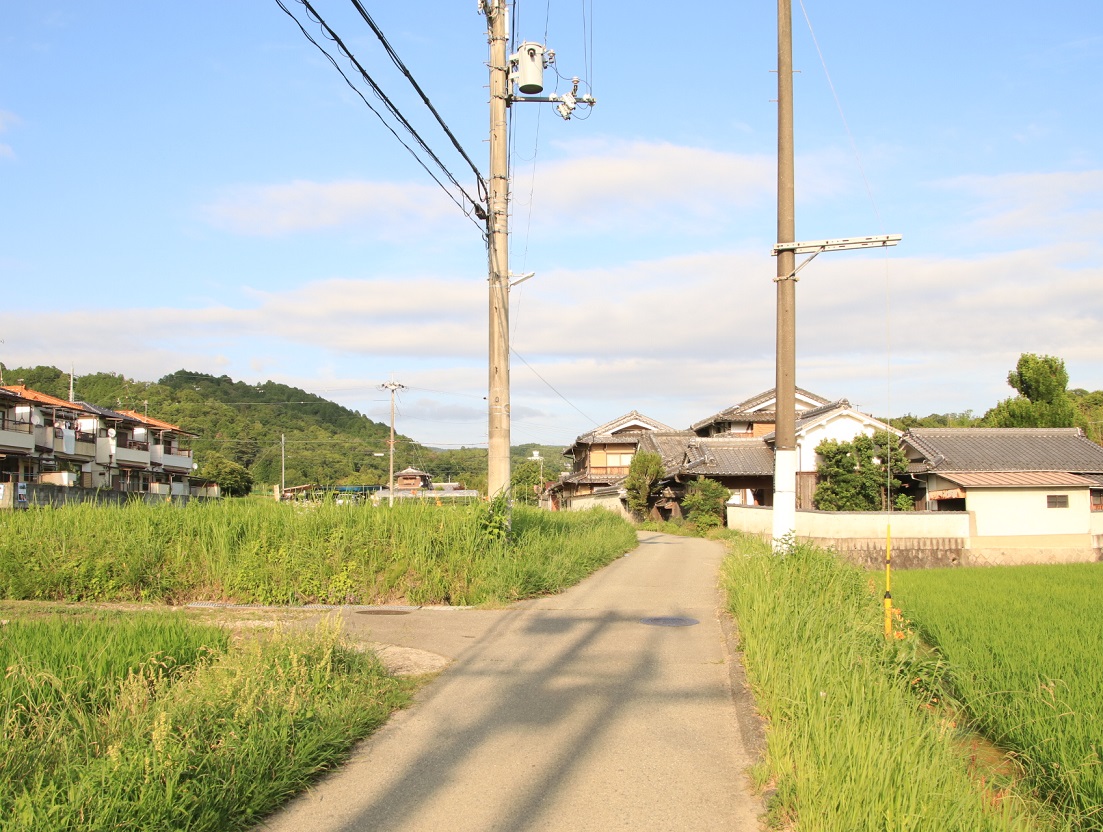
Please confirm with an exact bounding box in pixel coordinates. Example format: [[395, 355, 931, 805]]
[[892, 563, 1103, 829]]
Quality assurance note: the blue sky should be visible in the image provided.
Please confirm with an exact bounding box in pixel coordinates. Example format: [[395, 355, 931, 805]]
[[2, 1, 1101, 447]]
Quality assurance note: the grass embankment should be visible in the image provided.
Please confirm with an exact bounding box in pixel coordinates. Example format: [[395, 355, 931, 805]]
[[721, 533, 1047, 831], [0, 500, 637, 605], [1, 612, 409, 831], [892, 564, 1103, 830]]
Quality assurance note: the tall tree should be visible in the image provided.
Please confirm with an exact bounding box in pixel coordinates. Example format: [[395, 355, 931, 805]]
[[983, 353, 1078, 428]]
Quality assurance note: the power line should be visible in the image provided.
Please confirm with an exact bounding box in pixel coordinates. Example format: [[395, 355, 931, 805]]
[[346, 0, 486, 200], [274, 0, 486, 230], [510, 347, 597, 426]]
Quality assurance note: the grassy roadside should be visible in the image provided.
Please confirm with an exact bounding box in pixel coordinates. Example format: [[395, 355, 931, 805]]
[[718, 532, 1053, 831], [0, 501, 637, 605], [1, 611, 413, 831], [1, 504, 637, 829]]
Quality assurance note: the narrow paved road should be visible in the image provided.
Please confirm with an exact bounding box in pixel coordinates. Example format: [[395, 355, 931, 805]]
[[258, 532, 763, 831]]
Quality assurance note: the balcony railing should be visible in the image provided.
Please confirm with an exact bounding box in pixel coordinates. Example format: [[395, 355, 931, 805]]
[[151, 445, 195, 473], [587, 465, 631, 478], [0, 422, 35, 454]]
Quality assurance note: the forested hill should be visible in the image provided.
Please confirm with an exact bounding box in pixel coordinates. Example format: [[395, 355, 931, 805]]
[[1, 365, 568, 492]]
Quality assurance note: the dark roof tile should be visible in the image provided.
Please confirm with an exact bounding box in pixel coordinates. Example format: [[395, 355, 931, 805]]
[[903, 428, 1103, 474]]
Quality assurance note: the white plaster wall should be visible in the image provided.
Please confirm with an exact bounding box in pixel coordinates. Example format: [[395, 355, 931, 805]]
[[967, 488, 1089, 537], [726, 505, 970, 538], [567, 492, 628, 517], [798, 509, 970, 539], [796, 414, 883, 474], [725, 504, 774, 534], [1091, 510, 1103, 537]]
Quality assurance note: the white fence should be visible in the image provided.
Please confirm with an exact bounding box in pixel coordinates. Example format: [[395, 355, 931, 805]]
[[726, 504, 1102, 568]]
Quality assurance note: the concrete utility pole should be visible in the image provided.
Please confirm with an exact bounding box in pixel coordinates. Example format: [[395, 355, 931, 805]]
[[485, 0, 511, 500], [770, 1, 901, 549], [281, 433, 286, 497], [380, 380, 405, 507], [773, 0, 798, 549]]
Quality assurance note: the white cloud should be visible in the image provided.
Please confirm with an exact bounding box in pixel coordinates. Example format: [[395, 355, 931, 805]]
[[936, 170, 1103, 244], [195, 139, 865, 244], [4, 225, 1102, 444], [201, 179, 461, 238], [527, 139, 775, 223]]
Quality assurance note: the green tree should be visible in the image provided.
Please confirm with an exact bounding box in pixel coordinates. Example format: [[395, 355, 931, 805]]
[[624, 451, 665, 519], [983, 353, 1078, 428], [200, 451, 255, 497], [889, 410, 978, 431], [680, 477, 730, 527], [1069, 388, 1103, 444], [813, 430, 908, 511], [509, 460, 542, 505]]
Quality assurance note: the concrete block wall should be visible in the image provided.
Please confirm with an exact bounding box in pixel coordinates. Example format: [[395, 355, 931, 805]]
[[806, 536, 967, 570]]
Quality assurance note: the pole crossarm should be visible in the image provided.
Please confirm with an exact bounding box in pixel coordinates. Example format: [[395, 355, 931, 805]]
[[772, 234, 902, 256]]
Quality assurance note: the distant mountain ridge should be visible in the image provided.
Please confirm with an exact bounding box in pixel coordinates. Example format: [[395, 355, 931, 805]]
[[0, 365, 566, 491]]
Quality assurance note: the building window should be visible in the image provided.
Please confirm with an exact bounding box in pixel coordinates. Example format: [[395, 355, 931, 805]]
[[1091, 491, 1103, 512], [1047, 494, 1069, 509], [607, 453, 633, 467]]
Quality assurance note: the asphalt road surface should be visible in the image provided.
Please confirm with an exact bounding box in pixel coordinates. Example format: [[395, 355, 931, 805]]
[[257, 531, 764, 832]]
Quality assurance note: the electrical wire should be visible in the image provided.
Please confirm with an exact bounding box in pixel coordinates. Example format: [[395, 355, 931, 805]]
[[274, 0, 486, 230], [510, 346, 597, 426], [799, 0, 897, 507], [346, 0, 487, 201], [294, 0, 485, 216]]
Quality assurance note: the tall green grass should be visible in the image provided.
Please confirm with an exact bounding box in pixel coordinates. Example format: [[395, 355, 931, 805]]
[[0, 614, 409, 831], [721, 533, 1046, 831], [892, 564, 1103, 830], [0, 501, 637, 605]]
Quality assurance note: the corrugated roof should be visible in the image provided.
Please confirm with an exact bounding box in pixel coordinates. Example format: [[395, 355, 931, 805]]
[[116, 410, 189, 433], [938, 471, 1096, 488], [76, 401, 137, 422], [903, 428, 1103, 474]]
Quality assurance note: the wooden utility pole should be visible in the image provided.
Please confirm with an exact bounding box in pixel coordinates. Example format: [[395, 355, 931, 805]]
[[485, 0, 511, 499], [381, 380, 405, 507], [773, 0, 798, 548]]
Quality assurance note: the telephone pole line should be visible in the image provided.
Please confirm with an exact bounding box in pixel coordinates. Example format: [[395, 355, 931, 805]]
[[479, 1, 595, 501], [770, 0, 900, 548], [773, 0, 798, 547], [485, 0, 511, 500], [380, 380, 405, 507]]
